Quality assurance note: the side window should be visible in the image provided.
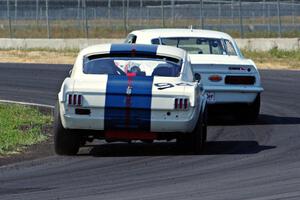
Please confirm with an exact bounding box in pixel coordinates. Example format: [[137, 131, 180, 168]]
[[225, 40, 237, 56], [151, 38, 160, 45], [124, 34, 137, 44], [196, 39, 210, 54]]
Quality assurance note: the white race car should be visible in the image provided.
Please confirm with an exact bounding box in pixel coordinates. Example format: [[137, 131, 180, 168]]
[[126, 29, 264, 120], [54, 43, 207, 155]]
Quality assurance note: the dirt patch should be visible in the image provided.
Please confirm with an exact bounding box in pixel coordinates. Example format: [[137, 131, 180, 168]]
[[0, 134, 54, 167], [256, 62, 297, 70], [0, 50, 77, 64], [0, 49, 299, 70]]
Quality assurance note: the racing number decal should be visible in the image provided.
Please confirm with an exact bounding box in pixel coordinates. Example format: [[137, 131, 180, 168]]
[[176, 82, 193, 86], [154, 83, 174, 90], [154, 82, 193, 90]]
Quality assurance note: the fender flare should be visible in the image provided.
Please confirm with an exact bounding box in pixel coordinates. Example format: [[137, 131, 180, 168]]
[[193, 89, 207, 131], [58, 78, 74, 103], [199, 91, 207, 117]]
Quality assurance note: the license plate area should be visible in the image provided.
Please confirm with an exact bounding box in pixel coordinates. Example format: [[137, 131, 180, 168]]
[[105, 130, 156, 140], [206, 92, 216, 103]]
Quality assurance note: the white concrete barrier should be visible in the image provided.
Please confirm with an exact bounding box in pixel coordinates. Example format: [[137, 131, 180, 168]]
[[0, 38, 299, 51], [0, 38, 123, 50], [235, 38, 300, 51]]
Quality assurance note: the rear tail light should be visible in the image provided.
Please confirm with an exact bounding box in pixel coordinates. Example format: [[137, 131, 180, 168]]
[[209, 75, 222, 82], [174, 98, 189, 110], [73, 94, 77, 105], [225, 76, 255, 85], [68, 94, 83, 106], [77, 94, 82, 105], [179, 99, 183, 109]]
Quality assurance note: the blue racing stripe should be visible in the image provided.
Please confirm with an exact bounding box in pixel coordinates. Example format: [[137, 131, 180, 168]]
[[104, 75, 153, 130], [110, 44, 158, 56]]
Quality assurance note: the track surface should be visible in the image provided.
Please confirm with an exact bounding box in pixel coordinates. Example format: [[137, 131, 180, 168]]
[[0, 63, 300, 200]]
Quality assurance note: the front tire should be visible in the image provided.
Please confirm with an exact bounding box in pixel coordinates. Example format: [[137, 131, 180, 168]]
[[54, 102, 80, 155]]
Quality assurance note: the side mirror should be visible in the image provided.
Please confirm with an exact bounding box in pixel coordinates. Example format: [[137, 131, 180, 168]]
[[69, 69, 73, 77], [194, 73, 201, 82]]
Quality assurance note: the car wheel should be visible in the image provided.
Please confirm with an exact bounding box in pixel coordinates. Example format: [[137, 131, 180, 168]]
[[248, 93, 261, 120], [176, 134, 188, 147], [240, 94, 261, 122], [141, 140, 154, 144], [191, 106, 207, 154], [54, 102, 80, 155], [177, 106, 207, 154]]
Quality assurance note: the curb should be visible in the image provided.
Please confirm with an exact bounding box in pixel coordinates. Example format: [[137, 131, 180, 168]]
[[0, 100, 54, 114]]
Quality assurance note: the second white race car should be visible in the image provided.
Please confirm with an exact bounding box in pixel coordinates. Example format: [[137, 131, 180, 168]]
[[125, 28, 264, 120]]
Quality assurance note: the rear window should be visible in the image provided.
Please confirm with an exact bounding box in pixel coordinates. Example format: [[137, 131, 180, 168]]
[[151, 37, 237, 56], [83, 56, 182, 77]]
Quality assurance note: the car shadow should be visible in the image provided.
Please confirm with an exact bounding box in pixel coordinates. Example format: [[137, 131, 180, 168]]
[[256, 114, 300, 125], [208, 113, 300, 126], [78, 140, 275, 157]]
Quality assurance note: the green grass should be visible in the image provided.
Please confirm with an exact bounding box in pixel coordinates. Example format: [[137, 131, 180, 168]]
[[242, 48, 300, 69], [0, 104, 52, 156]]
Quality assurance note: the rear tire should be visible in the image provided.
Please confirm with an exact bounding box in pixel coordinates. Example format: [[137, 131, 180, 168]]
[[177, 106, 207, 154], [191, 106, 207, 154], [142, 140, 154, 144], [238, 94, 260, 122], [248, 93, 261, 120], [54, 102, 80, 155]]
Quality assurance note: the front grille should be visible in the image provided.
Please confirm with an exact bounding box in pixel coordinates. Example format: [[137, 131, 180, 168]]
[[225, 76, 255, 85]]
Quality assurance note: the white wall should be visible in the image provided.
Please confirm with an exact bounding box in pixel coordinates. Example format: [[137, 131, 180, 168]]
[[235, 38, 300, 51]]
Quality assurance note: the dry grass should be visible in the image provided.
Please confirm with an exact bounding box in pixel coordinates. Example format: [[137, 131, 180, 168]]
[[0, 49, 77, 64], [0, 48, 299, 70], [242, 48, 300, 70]]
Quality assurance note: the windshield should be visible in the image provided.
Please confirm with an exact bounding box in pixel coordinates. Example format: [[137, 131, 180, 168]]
[[83, 57, 182, 77], [152, 37, 237, 56]]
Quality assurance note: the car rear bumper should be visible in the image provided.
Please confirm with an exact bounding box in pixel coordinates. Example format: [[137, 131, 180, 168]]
[[60, 104, 200, 134], [203, 85, 263, 104]]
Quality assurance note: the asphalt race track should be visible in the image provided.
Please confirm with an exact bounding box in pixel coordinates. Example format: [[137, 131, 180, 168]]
[[0, 63, 300, 200]]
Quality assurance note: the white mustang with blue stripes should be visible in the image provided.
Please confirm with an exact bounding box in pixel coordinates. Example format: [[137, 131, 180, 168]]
[[54, 44, 208, 155]]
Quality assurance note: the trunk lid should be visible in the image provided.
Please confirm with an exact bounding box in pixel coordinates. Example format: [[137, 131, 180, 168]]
[[72, 75, 195, 130], [189, 55, 258, 86]]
